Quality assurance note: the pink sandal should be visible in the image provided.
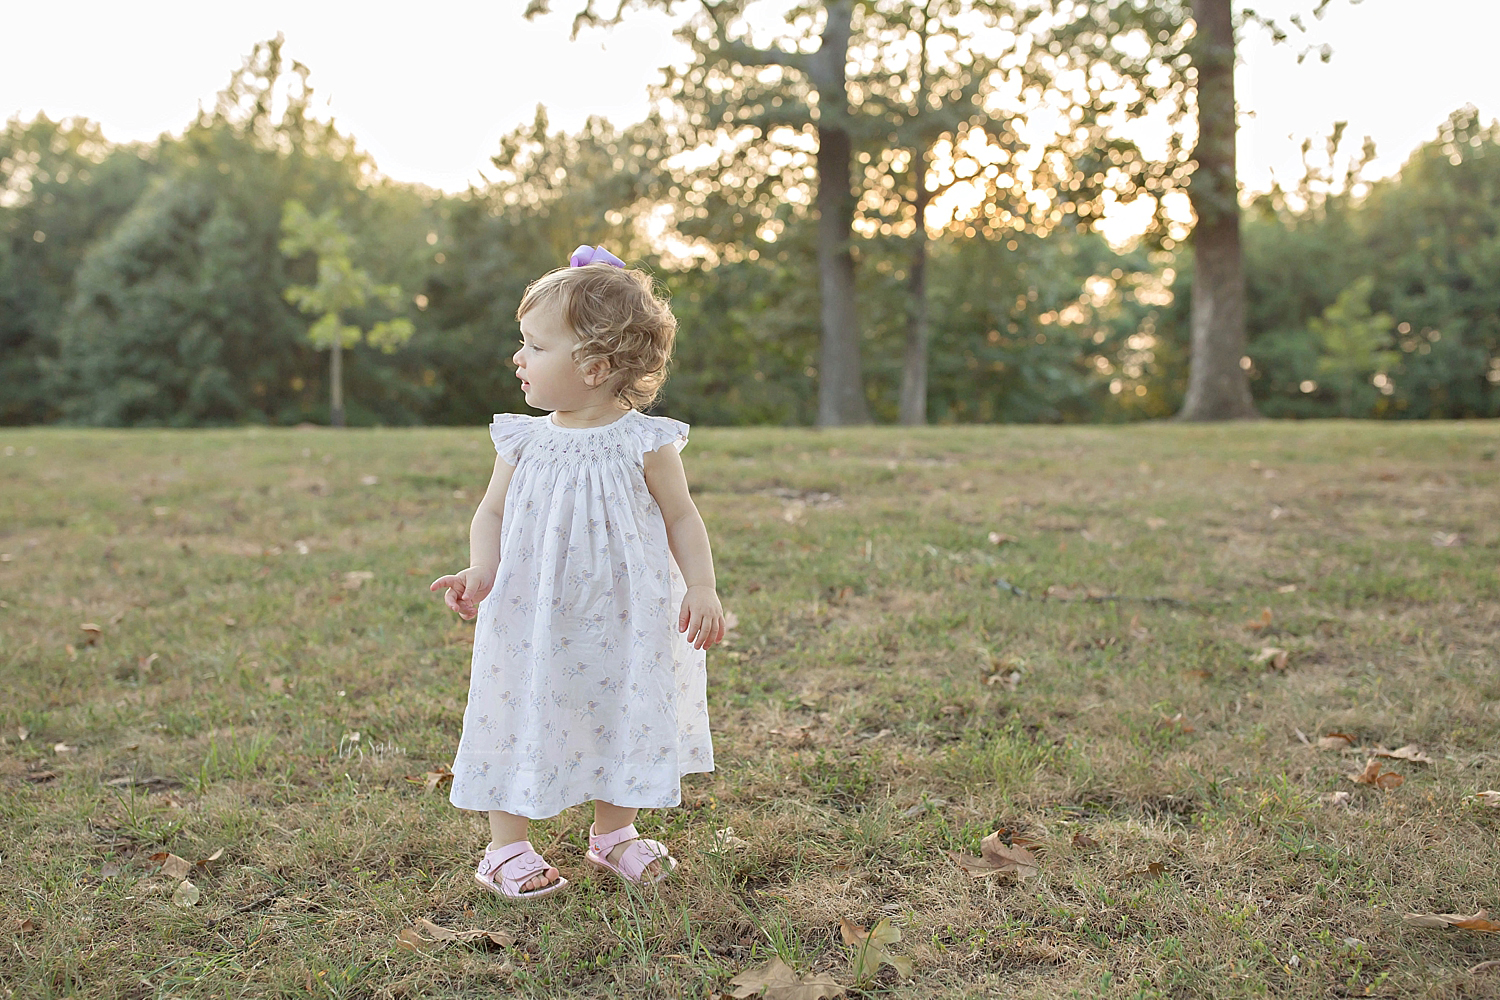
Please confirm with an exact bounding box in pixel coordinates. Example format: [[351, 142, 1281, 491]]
[[586, 823, 677, 885], [474, 840, 568, 900]]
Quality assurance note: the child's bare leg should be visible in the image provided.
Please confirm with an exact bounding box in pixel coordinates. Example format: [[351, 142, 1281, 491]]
[[593, 801, 663, 879], [488, 810, 558, 892]]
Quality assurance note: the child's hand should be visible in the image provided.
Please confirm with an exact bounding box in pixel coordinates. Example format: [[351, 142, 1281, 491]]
[[678, 585, 726, 650], [429, 568, 494, 620]]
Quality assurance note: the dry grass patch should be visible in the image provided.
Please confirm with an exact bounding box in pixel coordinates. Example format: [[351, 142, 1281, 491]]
[[2, 421, 1499, 998]]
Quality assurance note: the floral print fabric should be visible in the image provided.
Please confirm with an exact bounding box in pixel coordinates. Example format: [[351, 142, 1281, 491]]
[[449, 409, 714, 818]]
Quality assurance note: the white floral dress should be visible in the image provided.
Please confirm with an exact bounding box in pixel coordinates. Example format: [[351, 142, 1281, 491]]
[[449, 409, 714, 818]]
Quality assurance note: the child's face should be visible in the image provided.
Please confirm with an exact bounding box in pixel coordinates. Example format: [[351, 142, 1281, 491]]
[[513, 299, 603, 412]]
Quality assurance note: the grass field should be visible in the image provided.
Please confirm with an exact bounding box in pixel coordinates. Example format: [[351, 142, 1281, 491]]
[[2, 420, 1499, 999]]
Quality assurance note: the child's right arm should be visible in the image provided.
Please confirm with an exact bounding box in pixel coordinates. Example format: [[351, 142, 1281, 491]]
[[429, 454, 516, 620]]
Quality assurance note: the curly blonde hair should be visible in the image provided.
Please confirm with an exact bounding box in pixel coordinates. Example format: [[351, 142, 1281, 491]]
[[516, 263, 677, 410]]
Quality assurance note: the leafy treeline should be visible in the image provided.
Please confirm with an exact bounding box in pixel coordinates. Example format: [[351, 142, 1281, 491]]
[[1, 39, 1496, 427]]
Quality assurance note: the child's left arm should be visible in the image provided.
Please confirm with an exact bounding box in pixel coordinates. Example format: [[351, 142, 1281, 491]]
[[643, 443, 725, 651]]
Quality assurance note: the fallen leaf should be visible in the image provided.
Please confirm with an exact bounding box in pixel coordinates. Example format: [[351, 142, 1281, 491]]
[[840, 916, 914, 981], [1374, 744, 1433, 765], [138, 653, 159, 674], [1071, 831, 1101, 851], [706, 827, 751, 854], [15, 917, 40, 933], [987, 531, 1017, 545], [947, 829, 1039, 880], [53, 742, 75, 754], [1317, 732, 1355, 751], [100, 861, 122, 878], [1157, 712, 1195, 734], [1401, 910, 1500, 932], [149, 852, 194, 879], [1276, 583, 1298, 594], [79, 623, 102, 645], [1430, 531, 1462, 548], [900, 797, 947, 819], [25, 770, 58, 784], [222, 617, 237, 627], [1465, 790, 1500, 808], [172, 879, 201, 907], [1252, 646, 1289, 671], [1349, 759, 1403, 790], [17, 726, 28, 741], [1243, 608, 1272, 631], [343, 570, 375, 590], [409, 917, 513, 947], [360, 475, 379, 486], [396, 927, 435, 953], [195, 847, 225, 868], [728, 957, 845, 999], [404, 765, 454, 794], [1125, 861, 1168, 879]]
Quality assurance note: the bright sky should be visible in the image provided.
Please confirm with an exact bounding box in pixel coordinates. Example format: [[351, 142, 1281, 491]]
[[2, 0, 1495, 197]]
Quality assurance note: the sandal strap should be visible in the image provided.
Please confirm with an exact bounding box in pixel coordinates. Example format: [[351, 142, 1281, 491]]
[[614, 838, 672, 882], [479, 840, 548, 882], [588, 823, 641, 854]]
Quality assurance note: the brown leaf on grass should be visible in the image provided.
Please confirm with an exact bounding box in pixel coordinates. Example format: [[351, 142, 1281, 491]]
[[15, 917, 40, 933], [1465, 791, 1500, 808], [1374, 744, 1433, 765], [1322, 790, 1353, 807], [404, 917, 513, 948], [1401, 910, 1500, 932], [195, 847, 225, 869], [1317, 733, 1356, 751], [987, 531, 1017, 545], [53, 742, 75, 754], [343, 570, 375, 590], [24, 770, 58, 784], [947, 830, 1040, 880], [1252, 646, 1289, 671], [1349, 759, 1404, 790], [1430, 531, 1462, 548], [1071, 832, 1101, 851], [149, 852, 194, 879], [1157, 712, 1195, 734], [403, 765, 453, 794], [79, 623, 102, 646], [728, 957, 845, 999], [840, 916, 914, 981], [1125, 861, 1168, 879], [1243, 608, 1272, 631]]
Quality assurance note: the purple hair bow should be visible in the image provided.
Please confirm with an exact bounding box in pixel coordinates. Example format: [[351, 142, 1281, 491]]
[[569, 244, 625, 268]]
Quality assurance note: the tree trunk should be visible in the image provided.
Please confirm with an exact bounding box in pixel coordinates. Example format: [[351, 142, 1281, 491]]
[[810, 0, 870, 426], [1178, 0, 1257, 421], [329, 341, 345, 427], [898, 181, 931, 425]]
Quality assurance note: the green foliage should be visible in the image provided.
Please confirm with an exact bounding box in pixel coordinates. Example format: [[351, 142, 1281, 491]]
[[1309, 277, 1396, 417], [0, 115, 154, 423], [279, 200, 415, 352]]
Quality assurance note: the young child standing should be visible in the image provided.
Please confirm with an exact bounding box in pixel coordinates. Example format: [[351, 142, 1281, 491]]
[[430, 245, 723, 899]]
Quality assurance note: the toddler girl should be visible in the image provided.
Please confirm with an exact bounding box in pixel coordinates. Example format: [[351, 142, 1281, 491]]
[[430, 245, 724, 899]]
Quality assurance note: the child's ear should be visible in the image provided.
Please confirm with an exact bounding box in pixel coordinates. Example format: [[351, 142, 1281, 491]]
[[581, 358, 611, 388]]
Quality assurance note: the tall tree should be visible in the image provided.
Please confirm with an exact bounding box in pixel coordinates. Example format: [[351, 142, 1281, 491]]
[[529, 0, 875, 424], [279, 201, 415, 427], [1176, 0, 1256, 418]]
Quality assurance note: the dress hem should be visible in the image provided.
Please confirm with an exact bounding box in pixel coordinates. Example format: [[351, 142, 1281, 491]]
[[448, 764, 715, 820]]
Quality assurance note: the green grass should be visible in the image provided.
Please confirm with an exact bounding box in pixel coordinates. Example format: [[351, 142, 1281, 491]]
[[2, 420, 1499, 998]]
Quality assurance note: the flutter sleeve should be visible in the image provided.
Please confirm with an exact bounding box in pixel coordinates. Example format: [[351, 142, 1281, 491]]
[[489, 413, 533, 466], [636, 413, 690, 455]]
